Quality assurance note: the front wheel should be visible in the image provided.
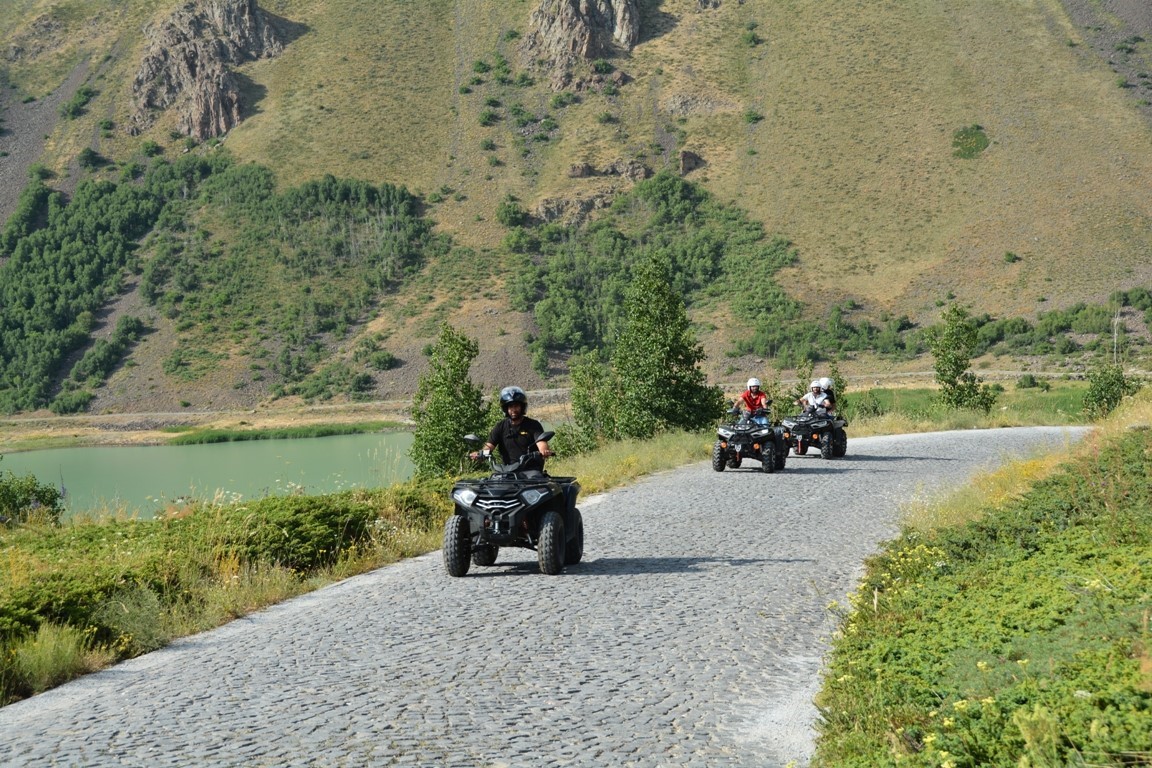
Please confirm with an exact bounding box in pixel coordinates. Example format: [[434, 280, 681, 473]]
[[760, 443, 776, 473], [820, 431, 834, 460], [443, 516, 471, 577], [833, 428, 847, 458], [774, 441, 787, 471], [538, 510, 565, 575], [711, 441, 726, 472], [565, 509, 584, 565], [794, 443, 808, 456]]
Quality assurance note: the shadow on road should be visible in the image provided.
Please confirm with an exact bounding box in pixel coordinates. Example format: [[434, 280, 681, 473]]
[[785, 453, 952, 464], [467, 555, 816, 577]]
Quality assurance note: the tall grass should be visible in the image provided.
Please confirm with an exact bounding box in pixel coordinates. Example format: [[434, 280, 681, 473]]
[[812, 392, 1152, 766]]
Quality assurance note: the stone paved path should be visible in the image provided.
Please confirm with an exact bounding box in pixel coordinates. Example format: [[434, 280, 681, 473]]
[[0, 427, 1087, 767]]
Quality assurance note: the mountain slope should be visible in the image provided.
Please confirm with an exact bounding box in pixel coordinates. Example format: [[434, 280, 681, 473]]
[[2, 0, 1152, 414]]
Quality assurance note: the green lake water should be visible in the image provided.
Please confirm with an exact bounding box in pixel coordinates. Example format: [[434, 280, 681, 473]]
[[0, 431, 414, 519]]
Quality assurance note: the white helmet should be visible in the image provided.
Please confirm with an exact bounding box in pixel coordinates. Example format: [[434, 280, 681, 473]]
[[810, 380, 821, 391], [747, 377, 761, 388], [819, 377, 834, 391]]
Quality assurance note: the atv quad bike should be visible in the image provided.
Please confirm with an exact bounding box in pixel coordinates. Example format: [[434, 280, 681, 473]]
[[780, 410, 848, 459], [712, 408, 787, 473], [443, 432, 583, 576]]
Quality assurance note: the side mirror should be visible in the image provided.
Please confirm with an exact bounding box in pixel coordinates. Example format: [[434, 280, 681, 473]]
[[463, 434, 482, 446], [534, 431, 555, 443]]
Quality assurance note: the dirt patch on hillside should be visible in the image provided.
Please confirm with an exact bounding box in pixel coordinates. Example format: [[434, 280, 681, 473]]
[[1057, 0, 1152, 122]]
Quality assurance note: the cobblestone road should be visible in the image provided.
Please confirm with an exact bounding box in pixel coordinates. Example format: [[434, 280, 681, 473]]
[[0, 427, 1087, 767]]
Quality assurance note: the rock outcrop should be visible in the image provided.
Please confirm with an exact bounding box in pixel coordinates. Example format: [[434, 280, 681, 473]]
[[520, 0, 640, 89], [129, 0, 283, 139]]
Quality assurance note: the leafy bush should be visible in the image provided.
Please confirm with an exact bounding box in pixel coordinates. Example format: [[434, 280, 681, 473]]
[[181, 493, 378, 572], [59, 85, 96, 119], [48, 390, 94, 415], [0, 464, 63, 524], [1082, 362, 1136, 418], [952, 124, 990, 158], [77, 148, 105, 170], [550, 91, 578, 109], [495, 195, 527, 228], [1015, 373, 1049, 391]]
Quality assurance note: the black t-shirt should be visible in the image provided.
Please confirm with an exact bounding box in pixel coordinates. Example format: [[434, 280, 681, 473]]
[[487, 416, 546, 464]]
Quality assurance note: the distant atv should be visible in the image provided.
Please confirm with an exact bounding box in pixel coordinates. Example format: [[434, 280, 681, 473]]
[[443, 432, 583, 576], [712, 408, 786, 473], [780, 410, 848, 459]]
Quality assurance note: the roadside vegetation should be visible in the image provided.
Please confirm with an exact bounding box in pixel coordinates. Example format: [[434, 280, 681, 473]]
[[812, 391, 1151, 767]]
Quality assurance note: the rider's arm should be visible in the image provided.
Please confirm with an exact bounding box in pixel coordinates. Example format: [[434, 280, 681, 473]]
[[535, 438, 553, 458], [469, 442, 495, 460]]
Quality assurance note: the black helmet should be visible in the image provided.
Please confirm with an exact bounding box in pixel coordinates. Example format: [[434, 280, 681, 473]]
[[499, 386, 528, 414]]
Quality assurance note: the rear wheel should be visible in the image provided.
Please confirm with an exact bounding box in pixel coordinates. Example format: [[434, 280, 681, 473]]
[[711, 441, 726, 472], [795, 443, 808, 456], [538, 510, 565, 575], [443, 516, 471, 577], [833, 428, 848, 458], [820, 431, 834, 460], [471, 544, 499, 567], [565, 509, 584, 565], [760, 443, 776, 473]]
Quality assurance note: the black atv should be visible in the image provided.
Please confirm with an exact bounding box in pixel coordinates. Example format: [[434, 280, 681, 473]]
[[443, 432, 583, 576], [780, 409, 848, 459], [712, 408, 786, 473]]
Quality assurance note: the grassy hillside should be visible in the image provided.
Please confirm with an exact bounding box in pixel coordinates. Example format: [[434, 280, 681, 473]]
[[3, 0, 1152, 412]]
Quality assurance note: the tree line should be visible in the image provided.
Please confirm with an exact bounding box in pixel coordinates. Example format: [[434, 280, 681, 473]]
[[0, 150, 441, 413]]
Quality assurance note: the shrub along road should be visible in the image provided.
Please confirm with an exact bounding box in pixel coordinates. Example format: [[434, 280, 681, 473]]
[[0, 427, 1086, 767]]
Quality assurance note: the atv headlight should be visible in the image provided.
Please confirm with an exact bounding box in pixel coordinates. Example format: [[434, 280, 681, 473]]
[[521, 488, 549, 506], [452, 488, 478, 506]]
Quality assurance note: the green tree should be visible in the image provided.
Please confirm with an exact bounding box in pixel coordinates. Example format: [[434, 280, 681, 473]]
[[409, 324, 489, 476], [926, 304, 997, 413], [607, 251, 724, 439], [1082, 362, 1137, 419]]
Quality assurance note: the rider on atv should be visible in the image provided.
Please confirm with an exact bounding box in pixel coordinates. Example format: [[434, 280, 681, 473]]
[[817, 377, 838, 415], [470, 386, 553, 468], [796, 379, 834, 415], [734, 377, 772, 426]]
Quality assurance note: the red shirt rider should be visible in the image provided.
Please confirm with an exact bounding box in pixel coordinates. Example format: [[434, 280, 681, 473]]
[[738, 388, 769, 414]]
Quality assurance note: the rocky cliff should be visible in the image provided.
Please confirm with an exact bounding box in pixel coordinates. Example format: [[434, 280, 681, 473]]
[[129, 0, 283, 139], [520, 0, 641, 89]]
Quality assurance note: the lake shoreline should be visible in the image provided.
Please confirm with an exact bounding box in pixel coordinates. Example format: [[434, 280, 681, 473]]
[[0, 398, 579, 453], [0, 400, 417, 453]]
